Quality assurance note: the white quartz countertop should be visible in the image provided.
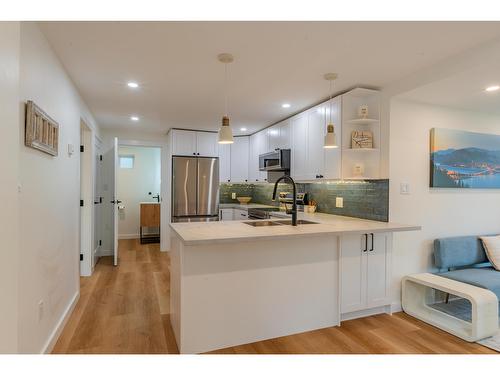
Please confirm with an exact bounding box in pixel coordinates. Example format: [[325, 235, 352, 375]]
[[170, 211, 420, 245]]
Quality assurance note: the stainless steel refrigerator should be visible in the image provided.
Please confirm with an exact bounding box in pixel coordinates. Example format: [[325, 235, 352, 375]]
[[171, 156, 220, 222]]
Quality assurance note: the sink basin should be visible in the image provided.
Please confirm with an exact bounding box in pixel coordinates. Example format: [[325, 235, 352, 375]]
[[243, 220, 283, 227], [243, 219, 319, 227], [275, 220, 319, 225]]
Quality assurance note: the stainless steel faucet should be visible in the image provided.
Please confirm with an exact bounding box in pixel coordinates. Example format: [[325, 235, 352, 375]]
[[272, 175, 297, 226]]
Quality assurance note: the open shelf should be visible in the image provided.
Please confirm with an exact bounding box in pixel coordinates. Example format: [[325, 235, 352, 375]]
[[346, 118, 379, 125]]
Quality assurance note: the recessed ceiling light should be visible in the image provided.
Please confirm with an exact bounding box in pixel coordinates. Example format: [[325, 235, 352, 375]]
[[485, 85, 500, 92], [127, 82, 139, 88], [130, 116, 139, 121], [282, 103, 291, 108], [240, 127, 247, 131]]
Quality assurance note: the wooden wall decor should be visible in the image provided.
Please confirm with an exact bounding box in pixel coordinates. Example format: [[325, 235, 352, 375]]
[[25, 100, 59, 156]]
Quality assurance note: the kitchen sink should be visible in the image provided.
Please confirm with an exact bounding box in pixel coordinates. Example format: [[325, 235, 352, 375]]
[[243, 219, 318, 227], [275, 220, 319, 225], [243, 220, 283, 227]]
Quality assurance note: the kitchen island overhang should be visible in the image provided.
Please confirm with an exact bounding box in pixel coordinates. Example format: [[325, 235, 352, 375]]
[[169, 214, 420, 354]]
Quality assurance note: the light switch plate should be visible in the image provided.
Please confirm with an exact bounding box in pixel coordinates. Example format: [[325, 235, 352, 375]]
[[400, 182, 410, 195], [232, 192, 236, 199], [336, 197, 343, 208]]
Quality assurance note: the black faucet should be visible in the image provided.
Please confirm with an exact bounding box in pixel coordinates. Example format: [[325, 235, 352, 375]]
[[272, 175, 297, 226]]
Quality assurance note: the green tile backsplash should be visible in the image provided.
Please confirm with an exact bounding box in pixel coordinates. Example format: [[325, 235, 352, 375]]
[[220, 179, 389, 222]]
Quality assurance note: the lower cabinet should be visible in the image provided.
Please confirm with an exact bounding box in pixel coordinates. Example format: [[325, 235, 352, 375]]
[[340, 232, 391, 315], [219, 208, 249, 221]]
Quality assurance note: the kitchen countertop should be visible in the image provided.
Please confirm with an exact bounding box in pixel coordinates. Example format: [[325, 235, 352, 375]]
[[170, 211, 420, 245]]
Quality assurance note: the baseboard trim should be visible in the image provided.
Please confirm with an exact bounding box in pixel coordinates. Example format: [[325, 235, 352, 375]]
[[118, 233, 140, 240], [341, 305, 390, 322], [41, 291, 80, 354], [97, 248, 113, 256]]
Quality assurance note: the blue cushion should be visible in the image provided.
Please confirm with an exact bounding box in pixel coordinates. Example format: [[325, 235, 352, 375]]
[[439, 267, 500, 299], [434, 235, 493, 269]]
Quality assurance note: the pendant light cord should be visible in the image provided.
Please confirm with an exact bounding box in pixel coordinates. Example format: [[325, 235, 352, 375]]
[[329, 79, 333, 123], [224, 63, 228, 117]]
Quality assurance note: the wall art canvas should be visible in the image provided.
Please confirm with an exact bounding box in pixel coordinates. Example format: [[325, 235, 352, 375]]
[[25, 100, 59, 156], [430, 128, 500, 188]]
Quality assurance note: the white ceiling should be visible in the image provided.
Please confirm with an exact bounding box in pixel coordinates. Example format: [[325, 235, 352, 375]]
[[39, 21, 500, 135], [398, 60, 500, 115]]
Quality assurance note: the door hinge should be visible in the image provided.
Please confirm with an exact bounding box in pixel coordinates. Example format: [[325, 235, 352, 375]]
[[80, 254, 83, 261], [80, 145, 84, 152], [80, 199, 84, 207], [99, 240, 102, 246], [99, 154, 102, 161]]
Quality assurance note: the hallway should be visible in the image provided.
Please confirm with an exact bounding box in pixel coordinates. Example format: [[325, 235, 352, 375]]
[[52, 240, 495, 354], [52, 240, 178, 353]]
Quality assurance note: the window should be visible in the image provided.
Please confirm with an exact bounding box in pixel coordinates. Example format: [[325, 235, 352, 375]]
[[119, 155, 134, 169]]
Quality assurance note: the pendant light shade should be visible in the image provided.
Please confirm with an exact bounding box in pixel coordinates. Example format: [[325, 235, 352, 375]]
[[217, 53, 234, 144], [323, 73, 338, 149], [324, 124, 337, 148], [218, 115, 234, 144]]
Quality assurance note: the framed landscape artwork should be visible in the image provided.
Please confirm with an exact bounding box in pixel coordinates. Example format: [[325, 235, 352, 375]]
[[430, 128, 500, 188]]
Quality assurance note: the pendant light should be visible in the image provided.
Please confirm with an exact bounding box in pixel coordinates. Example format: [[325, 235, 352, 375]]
[[217, 53, 234, 144], [323, 73, 338, 149]]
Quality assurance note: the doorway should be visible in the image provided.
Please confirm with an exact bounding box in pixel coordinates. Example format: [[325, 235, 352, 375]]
[[79, 120, 93, 276], [117, 145, 162, 246]]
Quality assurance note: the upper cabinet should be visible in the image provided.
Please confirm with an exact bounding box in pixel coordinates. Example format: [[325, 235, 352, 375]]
[[196, 132, 219, 157], [290, 98, 341, 181], [230, 137, 249, 183], [268, 120, 291, 152], [341, 88, 381, 180], [218, 143, 231, 183], [249, 130, 268, 182], [171, 129, 218, 157]]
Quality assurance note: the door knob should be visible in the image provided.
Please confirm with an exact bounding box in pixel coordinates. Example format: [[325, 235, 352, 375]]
[[111, 200, 122, 204]]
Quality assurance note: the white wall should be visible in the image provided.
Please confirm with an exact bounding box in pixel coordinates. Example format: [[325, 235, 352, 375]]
[[17, 22, 100, 353], [389, 98, 500, 304], [0, 22, 20, 353], [118, 146, 161, 239]]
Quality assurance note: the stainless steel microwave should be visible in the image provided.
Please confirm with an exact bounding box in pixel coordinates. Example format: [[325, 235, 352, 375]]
[[259, 149, 291, 171]]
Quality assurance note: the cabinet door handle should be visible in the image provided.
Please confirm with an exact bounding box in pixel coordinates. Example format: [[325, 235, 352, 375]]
[[370, 233, 374, 251], [363, 234, 368, 252]]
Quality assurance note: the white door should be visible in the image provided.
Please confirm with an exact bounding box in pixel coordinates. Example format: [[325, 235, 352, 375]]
[[196, 132, 219, 157], [172, 129, 197, 156], [340, 234, 368, 314], [366, 233, 390, 308], [111, 137, 119, 266]]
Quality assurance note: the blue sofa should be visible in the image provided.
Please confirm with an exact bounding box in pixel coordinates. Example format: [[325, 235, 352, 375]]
[[434, 235, 500, 299]]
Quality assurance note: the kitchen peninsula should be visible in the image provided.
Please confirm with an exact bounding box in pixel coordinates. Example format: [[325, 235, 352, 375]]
[[169, 212, 420, 353]]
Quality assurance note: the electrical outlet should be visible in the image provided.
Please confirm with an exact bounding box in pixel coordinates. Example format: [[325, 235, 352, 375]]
[[38, 300, 44, 322], [231, 192, 236, 199], [336, 197, 343, 208], [400, 182, 410, 195]]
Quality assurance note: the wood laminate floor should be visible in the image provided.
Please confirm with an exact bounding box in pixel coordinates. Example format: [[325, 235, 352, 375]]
[[52, 239, 496, 354]]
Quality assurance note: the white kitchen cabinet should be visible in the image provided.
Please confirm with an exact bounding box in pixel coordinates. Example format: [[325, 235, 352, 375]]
[[219, 208, 234, 221], [171, 129, 218, 157], [291, 112, 309, 181], [248, 130, 268, 182], [306, 103, 327, 180], [340, 232, 391, 315], [230, 137, 249, 183], [232, 208, 248, 220], [196, 131, 219, 157], [267, 124, 281, 152], [323, 97, 342, 180], [172, 129, 197, 156], [218, 144, 231, 183], [277, 120, 291, 150]]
